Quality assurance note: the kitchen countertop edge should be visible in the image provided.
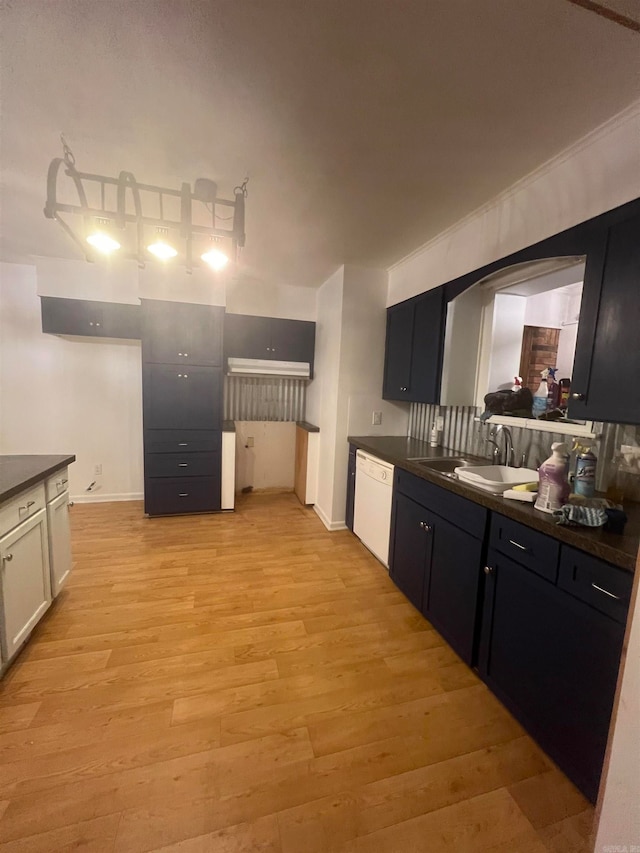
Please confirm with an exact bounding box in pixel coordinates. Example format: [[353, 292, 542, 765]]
[[348, 436, 638, 573], [0, 454, 76, 504]]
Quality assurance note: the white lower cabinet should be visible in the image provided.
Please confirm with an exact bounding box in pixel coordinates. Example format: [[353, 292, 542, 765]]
[[0, 508, 52, 661], [47, 490, 72, 595]]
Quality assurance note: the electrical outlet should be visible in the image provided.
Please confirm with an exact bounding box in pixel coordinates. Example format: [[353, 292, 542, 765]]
[[372, 411, 382, 426], [246, 436, 254, 448], [94, 463, 103, 476], [436, 416, 444, 431]]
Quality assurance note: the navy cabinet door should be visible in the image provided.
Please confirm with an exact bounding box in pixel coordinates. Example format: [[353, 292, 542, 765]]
[[224, 314, 272, 360], [479, 548, 624, 802], [345, 446, 356, 532], [409, 288, 444, 404], [389, 492, 430, 611], [142, 301, 223, 366], [143, 365, 222, 431], [570, 211, 640, 424], [383, 302, 414, 400], [269, 318, 316, 368], [423, 515, 482, 665]]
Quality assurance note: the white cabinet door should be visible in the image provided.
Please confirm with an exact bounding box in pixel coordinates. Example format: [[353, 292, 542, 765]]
[[48, 491, 72, 596], [0, 509, 52, 661]]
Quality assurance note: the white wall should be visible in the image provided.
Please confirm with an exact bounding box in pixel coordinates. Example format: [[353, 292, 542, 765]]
[[388, 101, 640, 306], [233, 422, 296, 491], [225, 278, 316, 320], [487, 294, 526, 392], [307, 267, 344, 529], [0, 262, 144, 501], [309, 265, 408, 530]]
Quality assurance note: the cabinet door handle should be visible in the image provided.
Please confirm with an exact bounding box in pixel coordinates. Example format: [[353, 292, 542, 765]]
[[484, 565, 493, 575], [508, 539, 529, 552], [3, 553, 13, 562], [178, 352, 183, 356], [61, 478, 68, 485], [178, 493, 189, 497], [571, 392, 586, 401], [178, 463, 188, 467], [178, 443, 188, 447], [591, 583, 621, 601], [184, 353, 188, 357], [419, 521, 432, 532]]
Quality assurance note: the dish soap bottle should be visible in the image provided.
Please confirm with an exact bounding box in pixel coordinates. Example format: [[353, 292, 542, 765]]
[[535, 442, 570, 514], [532, 369, 549, 419], [546, 367, 560, 411]]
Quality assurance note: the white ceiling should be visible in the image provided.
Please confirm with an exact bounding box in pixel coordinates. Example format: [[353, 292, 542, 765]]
[[1, 0, 639, 288]]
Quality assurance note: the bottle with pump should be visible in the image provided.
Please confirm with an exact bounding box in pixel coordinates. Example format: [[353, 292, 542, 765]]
[[546, 367, 560, 411], [534, 442, 570, 513]]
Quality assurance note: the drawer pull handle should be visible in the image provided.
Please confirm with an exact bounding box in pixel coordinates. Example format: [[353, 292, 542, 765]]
[[61, 479, 68, 485], [178, 443, 188, 447], [591, 583, 621, 601], [178, 463, 188, 467], [178, 493, 189, 497], [19, 500, 36, 511], [508, 539, 529, 552]]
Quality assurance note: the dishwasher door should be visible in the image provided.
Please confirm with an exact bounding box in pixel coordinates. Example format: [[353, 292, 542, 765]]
[[353, 451, 394, 568]]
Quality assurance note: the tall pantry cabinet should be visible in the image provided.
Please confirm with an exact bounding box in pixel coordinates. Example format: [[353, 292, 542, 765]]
[[141, 300, 224, 516]]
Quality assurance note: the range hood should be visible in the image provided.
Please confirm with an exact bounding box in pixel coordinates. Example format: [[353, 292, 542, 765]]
[[227, 357, 310, 379]]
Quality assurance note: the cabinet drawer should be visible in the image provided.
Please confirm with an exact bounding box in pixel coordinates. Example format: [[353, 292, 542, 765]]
[[559, 547, 632, 625], [395, 469, 487, 539], [0, 484, 46, 537], [490, 514, 560, 582], [144, 477, 220, 516], [45, 468, 69, 503], [144, 430, 221, 454], [145, 452, 219, 478]]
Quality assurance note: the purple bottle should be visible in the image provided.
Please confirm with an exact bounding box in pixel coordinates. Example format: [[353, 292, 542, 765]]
[[534, 442, 570, 514]]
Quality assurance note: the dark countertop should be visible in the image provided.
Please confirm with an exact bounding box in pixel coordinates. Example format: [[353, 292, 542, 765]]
[[349, 435, 639, 573], [0, 455, 76, 503], [296, 421, 320, 433]]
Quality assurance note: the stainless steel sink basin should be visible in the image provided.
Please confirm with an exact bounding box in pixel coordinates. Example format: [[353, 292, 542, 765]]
[[412, 457, 476, 474]]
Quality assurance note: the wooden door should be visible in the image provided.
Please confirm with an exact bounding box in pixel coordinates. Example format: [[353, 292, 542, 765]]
[[519, 326, 560, 394]]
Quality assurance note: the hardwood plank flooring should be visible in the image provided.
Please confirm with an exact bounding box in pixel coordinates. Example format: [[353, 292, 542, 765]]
[[0, 493, 594, 852]]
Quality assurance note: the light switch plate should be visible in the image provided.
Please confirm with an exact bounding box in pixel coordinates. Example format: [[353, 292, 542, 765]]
[[372, 411, 382, 426]]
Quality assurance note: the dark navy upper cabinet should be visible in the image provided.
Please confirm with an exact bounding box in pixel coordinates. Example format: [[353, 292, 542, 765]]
[[383, 302, 414, 400], [224, 313, 316, 374], [383, 287, 444, 404], [570, 210, 640, 425], [41, 296, 141, 340], [141, 300, 223, 366]]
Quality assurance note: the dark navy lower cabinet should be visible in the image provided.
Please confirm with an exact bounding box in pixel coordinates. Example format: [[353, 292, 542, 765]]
[[478, 546, 625, 802], [389, 470, 486, 664], [345, 445, 356, 532]]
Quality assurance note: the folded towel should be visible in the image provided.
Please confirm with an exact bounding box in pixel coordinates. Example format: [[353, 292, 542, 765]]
[[553, 504, 608, 527]]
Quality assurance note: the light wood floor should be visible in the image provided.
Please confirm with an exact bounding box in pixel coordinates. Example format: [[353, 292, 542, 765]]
[[0, 493, 594, 852]]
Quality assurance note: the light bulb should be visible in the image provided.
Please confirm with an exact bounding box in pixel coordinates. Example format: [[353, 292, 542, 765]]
[[86, 218, 120, 254], [147, 228, 177, 260], [201, 246, 229, 271], [86, 231, 121, 254]]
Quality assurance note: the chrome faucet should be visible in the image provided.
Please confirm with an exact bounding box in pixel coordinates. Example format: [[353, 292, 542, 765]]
[[489, 425, 515, 467]]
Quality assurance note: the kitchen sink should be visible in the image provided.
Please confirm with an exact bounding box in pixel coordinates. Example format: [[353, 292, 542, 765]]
[[455, 465, 539, 494], [413, 457, 476, 474]]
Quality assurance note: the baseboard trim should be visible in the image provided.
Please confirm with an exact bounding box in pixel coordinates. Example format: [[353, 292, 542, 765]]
[[313, 504, 347, 532], [71, 493, 144, 504]]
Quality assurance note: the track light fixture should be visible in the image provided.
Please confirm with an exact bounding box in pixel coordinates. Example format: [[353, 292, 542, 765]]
[[44, 136, 247, 273]]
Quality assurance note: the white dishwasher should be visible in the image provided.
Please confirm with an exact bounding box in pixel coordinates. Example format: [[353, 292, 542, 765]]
[[353, 450, 394, 568]]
